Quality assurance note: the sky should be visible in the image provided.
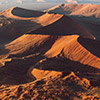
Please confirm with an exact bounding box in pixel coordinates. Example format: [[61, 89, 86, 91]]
[[0, 0, 100, 12], [0, 0, 100, 4]]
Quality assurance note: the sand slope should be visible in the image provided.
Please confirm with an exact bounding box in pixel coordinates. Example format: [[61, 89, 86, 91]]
[[0, 7, 63, 43], [0, 6, 100, 99], [45, 35, 100, 68], [0, 6, 97, 45], [45, 4, 100, 40], [30, 15, 95, 39], [0, 7, 45, 19], [1, 70, 99, 100], [0, 34, 100, 99], [45, 4, 100, 18], [0, 10, 98, 85], [72, 18, 100, 40]]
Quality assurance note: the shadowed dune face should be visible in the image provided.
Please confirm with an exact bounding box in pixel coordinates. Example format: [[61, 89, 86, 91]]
[[0, 20, 42, 41], [29, 15, 95, 39], [78, 37, 100, 58], [0, 8, 63, 43], [74, 19, 100, 40], [30, 57, 100, 80], [11, 7, 45, 18]]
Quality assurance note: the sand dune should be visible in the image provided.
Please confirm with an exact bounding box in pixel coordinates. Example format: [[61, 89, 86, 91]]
[[11, 7, 45, 18], [73, 19, 100, 40], [0, 6, 100, 99], [2, 35, 100, 73], [45, 4, 100, 18], [0, 6, 95, 42], [0, 7, 43, 42], [0, 34, 99, 86], [0, 7, 45, 19], [0, 9, 98, 85], [0, 34, 99, 99], [30, 15, 95, 39], [0, 7, 63, 43], [45, 4, 100, 40]]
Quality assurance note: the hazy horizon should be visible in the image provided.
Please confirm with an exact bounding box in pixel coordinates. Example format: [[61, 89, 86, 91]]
[[0, 3, 59, 12], [1, 0, 100, 12]]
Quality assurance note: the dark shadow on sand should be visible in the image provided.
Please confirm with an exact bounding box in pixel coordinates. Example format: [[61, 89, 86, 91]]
[[78, 37, 100, 58], [0, 35, 58, 85], [12, 7, 45, 18], [26, 15, 91, 38]]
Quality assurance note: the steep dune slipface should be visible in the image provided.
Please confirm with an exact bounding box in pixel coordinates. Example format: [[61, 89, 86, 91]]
[[3, 35, 100, 70], [30, 15, 95, 39]]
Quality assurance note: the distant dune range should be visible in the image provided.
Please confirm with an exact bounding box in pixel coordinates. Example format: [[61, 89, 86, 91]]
[[45, 4, 100, 40], [0, 5, 100, 99], [45, 4, 100, 18]]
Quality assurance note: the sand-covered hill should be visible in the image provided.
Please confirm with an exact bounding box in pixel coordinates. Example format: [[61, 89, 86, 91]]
[[45, 4, 100, 18], [0, 5, 96, 44], [0, 7, 62, 44], [31, 15, 94, 39], [0, 6, 100, 99], [0, 34, 100, 99], [45, 4, 100, 40]]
